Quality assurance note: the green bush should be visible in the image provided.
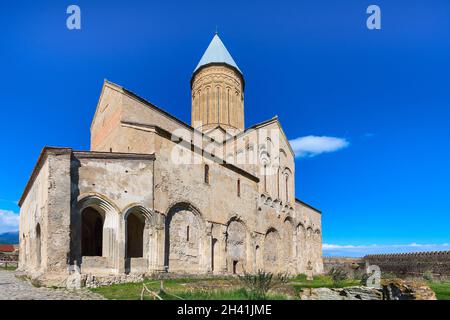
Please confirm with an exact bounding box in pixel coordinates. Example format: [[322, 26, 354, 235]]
[[423, 270, 434, 282], [238, 270, 290, 300], [293, 274, 308, 281], [352, 268, 366, 281], [359, 272, 370, 286], [327, 267, 349, 285]]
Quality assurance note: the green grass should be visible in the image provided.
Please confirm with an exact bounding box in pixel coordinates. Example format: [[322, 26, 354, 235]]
[[290, 274, 359, 294], [90, 278, 292, 300], [90, 274, 450, 301], [428, 282, 450, 300], [0, 265, 17, 271], [91, 275, 362, 300]]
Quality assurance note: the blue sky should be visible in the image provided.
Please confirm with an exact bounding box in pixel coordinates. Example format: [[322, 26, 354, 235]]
[[0, 0, 449, 256]]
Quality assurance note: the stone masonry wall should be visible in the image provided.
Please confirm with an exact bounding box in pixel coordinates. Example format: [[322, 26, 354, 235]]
[[364, 251, 450, 279]]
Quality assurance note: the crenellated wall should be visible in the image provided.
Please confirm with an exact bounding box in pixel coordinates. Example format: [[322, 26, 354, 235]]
[[364, 251, 450, 279]]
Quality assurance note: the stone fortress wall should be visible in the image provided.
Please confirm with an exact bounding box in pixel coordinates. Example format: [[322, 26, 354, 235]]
[[364, 251, 450, 279], [323, 257, 365, 274], [324, 251, 450, 280]]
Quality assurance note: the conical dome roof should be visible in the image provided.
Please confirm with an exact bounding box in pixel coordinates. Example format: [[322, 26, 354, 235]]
[[193, 34, 242, 75]]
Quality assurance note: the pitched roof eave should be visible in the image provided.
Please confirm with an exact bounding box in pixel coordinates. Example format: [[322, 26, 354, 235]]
[[222, 116, 295, 158]]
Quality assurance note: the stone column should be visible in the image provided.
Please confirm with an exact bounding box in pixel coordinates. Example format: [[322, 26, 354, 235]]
[[103, 209, 120, 273], [290, 231, 297, 274], [204, 222, 213, 273], [117, 215, 126, 274], [219, 225, 228, 274], [154, 214, 166, 272], [146, 225, 155, 272]]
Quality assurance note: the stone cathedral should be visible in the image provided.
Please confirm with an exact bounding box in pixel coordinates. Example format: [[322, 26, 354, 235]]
[[18, 34, 323, 286]]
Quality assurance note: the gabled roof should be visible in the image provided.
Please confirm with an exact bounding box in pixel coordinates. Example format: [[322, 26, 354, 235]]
[[193, 34, 242, 75], [295, 198, 322, 214], [222, 116, 296, 158]]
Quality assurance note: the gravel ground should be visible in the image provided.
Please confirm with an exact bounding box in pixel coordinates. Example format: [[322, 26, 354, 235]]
[[0, 270, 105, 300]]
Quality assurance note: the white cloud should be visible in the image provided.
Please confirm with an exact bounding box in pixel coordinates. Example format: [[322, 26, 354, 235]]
[[0, 210, 19, 234], [289, 135, 349, 158], [322, 243, 450, 257]]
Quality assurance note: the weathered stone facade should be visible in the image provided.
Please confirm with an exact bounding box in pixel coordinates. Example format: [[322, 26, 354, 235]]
[[18, 34, 323, 286]]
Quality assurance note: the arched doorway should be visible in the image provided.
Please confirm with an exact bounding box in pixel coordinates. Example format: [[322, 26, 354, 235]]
[[284, 219, 294, 264], [164, 203, 204, 273], [264, 228, 280, 272], [226, 219, 247, 274], [36, 224, 41, 268], [81, 207, 104, 256], [296, 224, 306, 271], [126, 212, 145, 258]]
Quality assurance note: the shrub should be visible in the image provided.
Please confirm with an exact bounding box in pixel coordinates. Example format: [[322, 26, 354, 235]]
[[293, 274, 307, 281], [238, 270, 290, 300], [423, 270, 434, 282], [352, 268, 366, 281], [327, 267, 349, 285], [359, 272, 370, 286]]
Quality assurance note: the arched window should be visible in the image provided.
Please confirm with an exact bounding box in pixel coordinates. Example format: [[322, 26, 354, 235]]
[[237, 179, 241, 197], [206, 88, 210, 123], [277, 167, 280, 199], [216, 87, 220, 123], [36, 224, 41, 268], [227, 88, 230, 124], [197, 90, 201, 123], [285, 174, 289, 203], [204, 164, 209, 184]]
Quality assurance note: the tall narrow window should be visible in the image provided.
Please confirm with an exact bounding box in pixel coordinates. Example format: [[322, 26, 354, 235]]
[[237, 179, 241, 197], [277, 168, 280, 199], [205, 164, 209, 184], [285, 174, 289, 203], [206, 88, 210, 124], [197, 90, 201, 124], [186, 226, 190, 242], [227, 89, 230, 125], [217, 87, 220, 123]]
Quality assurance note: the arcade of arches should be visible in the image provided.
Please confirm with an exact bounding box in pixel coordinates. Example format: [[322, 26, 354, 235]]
[[75, 200, 321, 275]]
